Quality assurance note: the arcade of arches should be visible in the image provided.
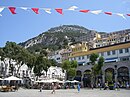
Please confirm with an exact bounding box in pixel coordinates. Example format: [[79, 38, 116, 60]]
[[75, 62, 130, 88]]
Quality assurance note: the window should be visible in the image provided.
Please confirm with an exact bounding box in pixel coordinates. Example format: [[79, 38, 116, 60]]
[[125, 48, 129, 53], [107, 51, 111, 56], [82, 56, 84, 60], [57, 57, 60, 60], [87, 55, 90, 59], [112, 50, 116, 55], [101, 52, 104, 56], [119, 49, 123, 54], [79, 56, 81, 60], [120, 57, 129, 61]]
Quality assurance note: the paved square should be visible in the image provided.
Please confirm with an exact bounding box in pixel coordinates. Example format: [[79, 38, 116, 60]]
[[0, 88, 130, 97]]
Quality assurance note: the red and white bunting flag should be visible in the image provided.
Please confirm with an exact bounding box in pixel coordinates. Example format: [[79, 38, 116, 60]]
[[0, 7, 4, 16], [0, 7, 4, 13], [79, 10, 90, 13], [43, 8, 51, 14], [68, 6, 78, 11], [116, 13, 126, 19], [32, 8, 39, 14], [20, 7, 28, 11], [104, 12, 112, 15], [8, 7, 16, 14], [127, 14, 130, 16], [55, 8, 63, 15], [90, 10, 102, 15]]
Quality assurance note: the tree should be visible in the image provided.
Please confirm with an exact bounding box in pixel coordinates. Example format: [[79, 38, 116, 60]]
[[62, 60, 78, 80], [3, 41, 21, 75], [97, 56, 104, 74], [33, 55, 45, 77], [1, 41, 36, 76], [105, 71, 113, 83], [62, 60, 71, 72], [49, 59, 58, 67], [90, 53, 99, 65], [90, 53, 104, 87], [68, 68, 76, 79], [70, 60, 78, 68]]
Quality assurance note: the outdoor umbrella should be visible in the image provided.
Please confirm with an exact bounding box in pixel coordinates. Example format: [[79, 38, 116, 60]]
[[0, 78, 3, 80], [4, 76, 22, 81]]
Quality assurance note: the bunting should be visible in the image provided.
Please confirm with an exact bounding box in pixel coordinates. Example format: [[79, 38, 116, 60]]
[[55, 8, 63, 15], [20, 7, 28, 11], [127, 14, 130, 16], [32, 8, 39, 14], [116, 13, 126, 19], [8, 7, 16, 14], [79, 10, 90, 13], [0, 7, 4, 16], [0, 6, 130, 19], [68, 6, 78, 11], [104, 12, 112, 15], [43, 8, 51, 14], [90, 10, 102, 15]]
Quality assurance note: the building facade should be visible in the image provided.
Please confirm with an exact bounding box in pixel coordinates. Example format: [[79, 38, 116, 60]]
[[69, 41, 130, 87]]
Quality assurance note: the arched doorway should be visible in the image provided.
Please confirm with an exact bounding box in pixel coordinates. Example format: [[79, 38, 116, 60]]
[[105, 68, 114, 83], [117, 67, 129, 88], [83, 70, 91, 88], [74, 70, 82, 82]]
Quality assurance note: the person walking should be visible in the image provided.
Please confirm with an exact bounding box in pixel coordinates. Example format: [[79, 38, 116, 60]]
[[77, 84, 80, 93], [40, 84, 43, 92], [51, 83, 56, 94]]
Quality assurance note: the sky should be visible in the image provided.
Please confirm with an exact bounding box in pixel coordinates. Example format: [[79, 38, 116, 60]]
[[0, 0, 130, 47]]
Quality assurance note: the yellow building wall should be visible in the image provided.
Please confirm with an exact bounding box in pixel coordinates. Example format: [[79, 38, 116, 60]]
[[70, 42, 130, 58]]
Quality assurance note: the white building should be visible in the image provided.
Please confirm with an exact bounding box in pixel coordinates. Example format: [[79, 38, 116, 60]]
[[48, 49, 65, 63], [47, 66, 65, 80]]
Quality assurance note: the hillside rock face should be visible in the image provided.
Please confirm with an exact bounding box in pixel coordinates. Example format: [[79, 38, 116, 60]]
[[19, 25, 130, 51], [19, 25, 98, 50]]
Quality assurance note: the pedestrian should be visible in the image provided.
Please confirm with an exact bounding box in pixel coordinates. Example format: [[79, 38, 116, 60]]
[[40, 85, 43, 92], [51, 83, 56, 94], [77, 84, 80, 93], [91, 83, 94, 89]]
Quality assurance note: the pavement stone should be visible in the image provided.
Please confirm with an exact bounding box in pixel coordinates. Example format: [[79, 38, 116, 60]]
[[0, 88, 130, 97]]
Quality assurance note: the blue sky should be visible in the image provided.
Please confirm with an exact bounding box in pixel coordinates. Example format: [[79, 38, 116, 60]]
[[0, 0, 130, 47]]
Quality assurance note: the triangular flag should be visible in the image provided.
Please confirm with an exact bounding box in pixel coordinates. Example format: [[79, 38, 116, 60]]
[[8, 7, 16, 14], [20, 7, 28, 11], [43, 8, 51, 14], [0, 7, 5, 13], [55, 8, 63, 15], [79, 10, 90, 13], [127, 14, 130, 16], [90, 10, 102, 15], [32, 8, 39, 14], [116, 13, 126, 19], [104, 12, 112, 15], [68, 6, 78, 11]]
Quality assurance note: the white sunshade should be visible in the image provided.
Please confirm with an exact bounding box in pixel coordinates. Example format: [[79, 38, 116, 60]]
[[71, 80, 79, 83], [65, 80, 72, 83], [35, 79, 53, 83], [0, 78, 3, 80], [65, 80, 79, 83], [35, 79, 64, 83], [4, 76, 22, 81]]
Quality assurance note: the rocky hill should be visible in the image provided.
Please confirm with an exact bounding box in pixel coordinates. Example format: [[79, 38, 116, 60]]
[[19, 25, 98, 52], [19, 25, 130, 52]]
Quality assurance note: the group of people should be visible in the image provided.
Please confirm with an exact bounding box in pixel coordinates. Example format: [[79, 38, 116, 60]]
[[40, 83, 81, 93]]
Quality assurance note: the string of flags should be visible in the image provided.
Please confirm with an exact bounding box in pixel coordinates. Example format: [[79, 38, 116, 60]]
[[0, 6, 130, 19]]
